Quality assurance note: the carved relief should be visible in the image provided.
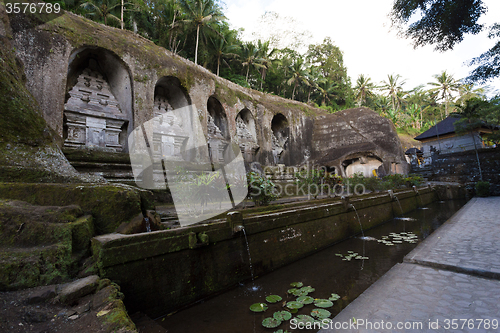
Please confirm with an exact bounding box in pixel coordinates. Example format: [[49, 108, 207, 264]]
[[235, 117, 259, 162], [151, 96, 188, 161], [207, 114, 228, 164], [63, 68, 128, 151]]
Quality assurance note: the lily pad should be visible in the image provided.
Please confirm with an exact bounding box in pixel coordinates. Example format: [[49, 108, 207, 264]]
[[314, 299, 334, 308], [273, 311, 292, 321], [300, 286, 315, 293], [296, 295, 314, 304], [273, 330, 291, 333], [287, 288, 298, 294], [328, 293, 340, 301], [290, 282, 303, 288], [250, 303, 268, 312], [291, 289, 309, 297], [311, 308, 331, 320], [262, 317, 281, 328], [266, 295, 283, 303], [285, 301, 304, 310]]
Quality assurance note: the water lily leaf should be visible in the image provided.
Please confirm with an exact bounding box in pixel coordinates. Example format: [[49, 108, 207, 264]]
[[262, 317, 281, 328], [250, 303, 268, 312], [273, 330, 291, 333], [311, 308, 331, 319], [286, 301, 304, 309], [292, 289, 309, 297], [296, 296, 314, 304], [266, 295, 282, 303], [328, 293, 340, 301], [290, 282, 303, 288], [335, 253, 343, 257], [300, 286, 315, 293], [295, 314, 315, 325], [287, 288, 298, 294], [314, 299, 334, 308], [273, 311, 292, 321]]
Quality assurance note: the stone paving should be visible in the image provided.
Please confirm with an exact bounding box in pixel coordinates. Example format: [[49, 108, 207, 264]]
[[321, 197, 500, 333]]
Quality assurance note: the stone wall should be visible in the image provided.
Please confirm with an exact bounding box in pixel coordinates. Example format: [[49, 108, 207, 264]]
[[7, 9, 407, 176], [91, 186, 465, 317], [411, 147, 500, 195]]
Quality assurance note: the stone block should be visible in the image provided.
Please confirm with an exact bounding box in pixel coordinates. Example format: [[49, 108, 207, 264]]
[[59, 275, 99, 304]]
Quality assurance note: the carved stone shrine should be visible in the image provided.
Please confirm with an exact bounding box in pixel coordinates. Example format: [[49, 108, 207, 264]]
[[63, 68, 128, 151]]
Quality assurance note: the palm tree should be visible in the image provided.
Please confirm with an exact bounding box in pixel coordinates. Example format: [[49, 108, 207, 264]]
[[287, 58, 310, 100], [256, 40, 279, 91], [354, 74, 376, 107], [178, 0, 225, 65], [380, 74, 406, 113], [457, 83, 486, 106], [240, 42, 265, 84], [316, 80, 337, 106], [209, 28, 239, 76], [80, 0, 122, 25], [428, 71, 461, 117]]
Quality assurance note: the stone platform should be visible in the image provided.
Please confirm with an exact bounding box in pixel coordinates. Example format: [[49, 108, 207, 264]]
[[322, 197, 500, 332]]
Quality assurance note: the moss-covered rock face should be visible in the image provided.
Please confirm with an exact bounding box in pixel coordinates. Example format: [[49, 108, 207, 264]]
[[0, 183, 144, 235], [0, 3, 104, 184]]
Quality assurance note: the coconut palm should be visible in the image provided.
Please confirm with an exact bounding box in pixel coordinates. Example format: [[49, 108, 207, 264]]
[[178, 0, 225, 65], [316, 80, 337, 107], [80, 0, 122, 25], [380, 74, 406, 113], [240, 42, 265, 84], [256, 40, 279, 91], [428, 71, 461, 117], [456, 83, 487, 106], [287, 58, 310, 100], [209, 28, 239, 76], [354, 74, 376, 107]]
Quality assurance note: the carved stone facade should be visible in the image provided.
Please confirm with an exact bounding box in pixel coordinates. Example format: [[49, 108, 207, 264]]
[[207, 114, 228, 164], [272, 132, 287, 165], [151, 97, 188, 161], [235, 117, 259, 163], [63, 68, 128, 151]]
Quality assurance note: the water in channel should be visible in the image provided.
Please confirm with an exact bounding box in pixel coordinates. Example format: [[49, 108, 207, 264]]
[[157, 199, 466, 333]]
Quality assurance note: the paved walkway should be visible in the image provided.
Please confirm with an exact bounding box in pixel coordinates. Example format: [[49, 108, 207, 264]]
[[321, 197, 500, 333]]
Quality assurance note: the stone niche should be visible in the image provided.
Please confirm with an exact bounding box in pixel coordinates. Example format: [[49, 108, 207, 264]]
[[207, 96, 229, 164], [64, 48, 134, 153], [151, 95, 188, 161], [343, 155, 383, 178], [63, 67, 128, 152], [235, 109, 259, 163], [271, 113, 289, 165]]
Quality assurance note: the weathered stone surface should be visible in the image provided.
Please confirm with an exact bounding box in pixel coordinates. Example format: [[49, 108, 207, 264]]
[[25, 285, 56, 304], [59, 275, 99, 304]]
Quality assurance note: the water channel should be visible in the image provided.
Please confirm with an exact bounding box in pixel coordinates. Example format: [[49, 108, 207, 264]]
[[157, 199, 466, 333]]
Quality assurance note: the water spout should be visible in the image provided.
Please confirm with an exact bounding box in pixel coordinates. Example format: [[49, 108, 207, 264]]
[[349, 204, 364, 238], [394, 196, 404, 215], [414, 186, 424, 207]]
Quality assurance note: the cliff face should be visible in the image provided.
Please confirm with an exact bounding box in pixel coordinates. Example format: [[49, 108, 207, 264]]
[[5, 6, 407, 178], [0, 4, 100, 183]]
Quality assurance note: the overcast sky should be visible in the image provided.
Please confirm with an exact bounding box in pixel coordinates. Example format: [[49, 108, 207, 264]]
[[223, 0, 500, 96]]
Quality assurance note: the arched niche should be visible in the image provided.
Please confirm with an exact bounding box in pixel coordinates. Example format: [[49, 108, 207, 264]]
[[64, 47, 133, 152], [235, 109, 259, 162], [154, 76, 191, 112], [207, 96, 229, 140], [343, 155, 383, 178], [271, 113, 289, 165]]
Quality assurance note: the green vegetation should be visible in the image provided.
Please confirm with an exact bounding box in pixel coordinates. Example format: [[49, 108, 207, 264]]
[[475, 181, 490, 197], [247, 171, 279, 206]]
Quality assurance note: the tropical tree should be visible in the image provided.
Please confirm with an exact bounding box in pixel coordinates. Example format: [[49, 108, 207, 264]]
[[428, 71, 461, 118], [354, 74, 376, 107], [453, 98, 487, 181], [209, 27, 239, 76], [240, 42, 265, 84], [287, 58, 310, 100], [256, 40, 279, 91], [178, 0, 225, 65], [80, 0, 122, 26], [316, 80, 337, 107], [380, 74, 406, 113], [456, 83, 487, 105]]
